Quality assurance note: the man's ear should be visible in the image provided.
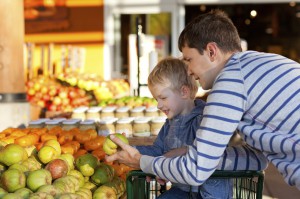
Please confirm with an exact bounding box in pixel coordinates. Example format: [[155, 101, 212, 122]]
[[206, 42, 217, 61], [180, 85, 190, 98]]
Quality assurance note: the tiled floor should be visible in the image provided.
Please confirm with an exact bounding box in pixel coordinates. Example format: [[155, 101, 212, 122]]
[[262, 163, 299, 199]]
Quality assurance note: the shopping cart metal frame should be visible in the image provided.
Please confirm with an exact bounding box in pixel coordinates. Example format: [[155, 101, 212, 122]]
[[126, 170, 265, 199]]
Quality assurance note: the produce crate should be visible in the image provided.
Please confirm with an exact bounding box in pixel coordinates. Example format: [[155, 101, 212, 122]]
[[126, 170, 264, 199]]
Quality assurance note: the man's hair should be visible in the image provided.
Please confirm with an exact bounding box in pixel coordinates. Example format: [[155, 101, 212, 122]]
[[178, 9, 242, 54], [148, 57, 198, 98]]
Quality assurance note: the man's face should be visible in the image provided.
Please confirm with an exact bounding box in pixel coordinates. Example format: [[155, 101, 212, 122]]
[[182, 46, 218, 90]]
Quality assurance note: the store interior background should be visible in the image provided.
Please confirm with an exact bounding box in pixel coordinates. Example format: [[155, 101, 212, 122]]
[[21, 0, 300, 198], [24, 1, 300, 95]]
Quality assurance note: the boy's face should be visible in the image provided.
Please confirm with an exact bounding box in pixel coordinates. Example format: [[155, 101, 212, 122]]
[[149, 82, 188, 119], [182, 46, 220, 90]]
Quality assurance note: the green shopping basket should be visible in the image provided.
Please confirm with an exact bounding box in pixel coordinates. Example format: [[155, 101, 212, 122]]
[[126, 170, 264, 199]]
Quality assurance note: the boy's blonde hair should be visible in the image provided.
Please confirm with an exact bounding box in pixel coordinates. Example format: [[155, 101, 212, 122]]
[[148, 57, 198, 98]]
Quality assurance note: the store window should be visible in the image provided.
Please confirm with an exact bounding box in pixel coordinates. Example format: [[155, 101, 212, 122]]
[[185, 3, 300, 62], [118, 13, 172, 96]]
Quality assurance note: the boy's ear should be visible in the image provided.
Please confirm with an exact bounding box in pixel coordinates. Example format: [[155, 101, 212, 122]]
[[180, 85, 190, 98]]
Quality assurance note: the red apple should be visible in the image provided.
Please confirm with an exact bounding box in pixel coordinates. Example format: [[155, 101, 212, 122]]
[[43, 94, 51, 101], [48, 104, 57, 112], [45, 159, 68, 180]]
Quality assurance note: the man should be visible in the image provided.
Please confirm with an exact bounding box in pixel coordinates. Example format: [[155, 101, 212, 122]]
[[106, 9, 300, 190]]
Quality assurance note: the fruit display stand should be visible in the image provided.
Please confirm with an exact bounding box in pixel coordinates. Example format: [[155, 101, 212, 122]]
[[0, 126, 135, 198]]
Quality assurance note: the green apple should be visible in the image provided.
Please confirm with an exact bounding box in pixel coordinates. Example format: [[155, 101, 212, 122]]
[[75, 153, 99, 177], [93, 185, 117, 199], [68, 169, 85, 188], [26, 169, 52, 192], [2, 193, 23, 199], [14, 187, 33, 198], [37, 184, 62, 196], [38, 145, 58, 164], [27, 192, 54, 199], [0, 187, 7, 198], [103, 142, 117, 156], [91, 163, 114, 186], [21, 156, 42, 171], [82, 181, 97, 192], [76, 187, 93, 199], [43, 139, 61, 156], [103, 133, 129, 155], [8, 163, 28, 173], [24, 145, 38, 157], [53, 175, 79, 193], [0, 144, 28, 166], [0, 169, 26, 192]]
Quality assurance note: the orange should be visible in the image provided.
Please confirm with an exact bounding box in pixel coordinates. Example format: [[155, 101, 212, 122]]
[[74, 149, 88, 159], [74, 132, 91, 144], [15, 133, 39, 147], [57, 135, 66, 145], [63, 131, 74, 141], [10, 130, 27, 138], [61, 145, 75, 155], [83, 136, 105, 151], [69, 141, 80, 152], [41, 134, 57, 142], [84, 129, 98, 139], [30, 128, 48, 136], [48, 126, 63, 136], [91, 149, 106, 161], [35, 142, 44, 151]]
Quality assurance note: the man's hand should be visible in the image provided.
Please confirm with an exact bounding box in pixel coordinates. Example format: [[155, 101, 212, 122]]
[[105, 134, 142, 169], [164, 146, 187, 158]]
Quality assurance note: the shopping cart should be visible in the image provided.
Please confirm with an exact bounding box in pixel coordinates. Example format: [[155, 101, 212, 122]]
[[126, 170, 265, 199]]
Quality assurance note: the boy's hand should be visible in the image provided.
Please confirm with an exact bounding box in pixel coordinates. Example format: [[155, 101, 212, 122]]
[[105, 134, 142, 169], [146, 176, 168, 185], [156, 177, 168, 185], [164, 146, 188, 158]]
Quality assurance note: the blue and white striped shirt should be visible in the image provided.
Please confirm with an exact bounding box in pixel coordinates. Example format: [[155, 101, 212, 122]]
[[141, 51, 300, 190]]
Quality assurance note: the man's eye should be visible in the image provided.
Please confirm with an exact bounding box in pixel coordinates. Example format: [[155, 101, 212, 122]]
[[183, 59, 190, 63]]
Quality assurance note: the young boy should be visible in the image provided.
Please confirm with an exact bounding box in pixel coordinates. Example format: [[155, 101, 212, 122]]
[[135, 57, 232, 199]]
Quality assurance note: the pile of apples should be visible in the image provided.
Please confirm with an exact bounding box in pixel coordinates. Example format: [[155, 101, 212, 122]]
[[56, 72, 130, 102], [0, 127, 134, 199], [98, 96, 157, 108], [26, 76, 91, 112], [26, 74, 131, 113]]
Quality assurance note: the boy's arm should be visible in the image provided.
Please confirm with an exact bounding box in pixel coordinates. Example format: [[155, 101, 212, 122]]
[[163, 146, 187, 158]]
